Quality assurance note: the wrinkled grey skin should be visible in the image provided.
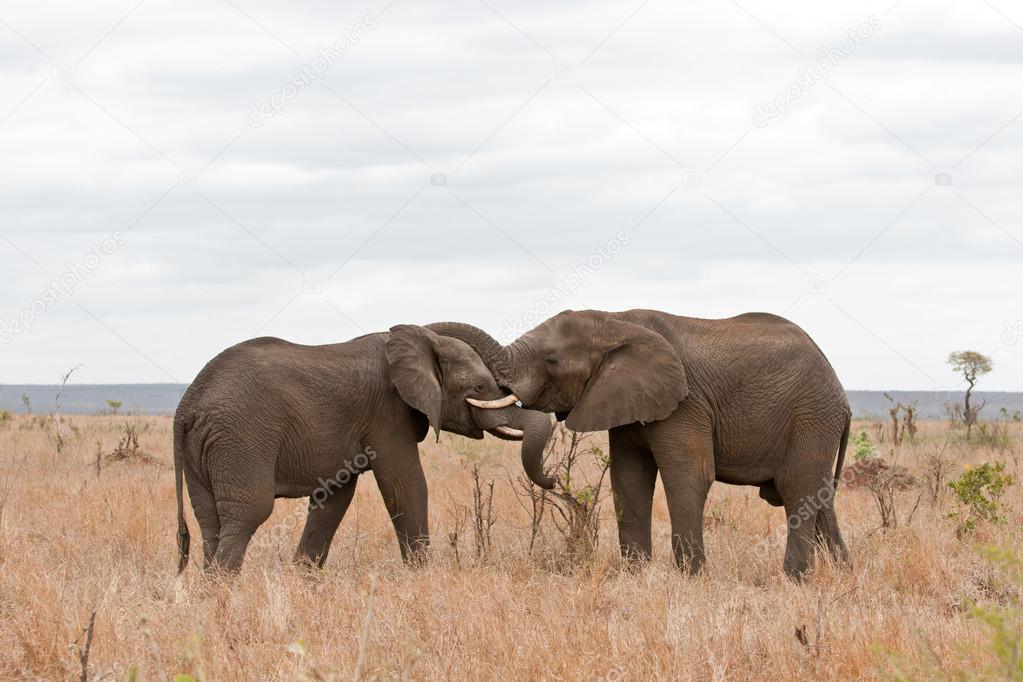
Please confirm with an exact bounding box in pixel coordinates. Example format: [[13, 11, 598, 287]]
[[440, 311, 851, 579], [174, 323, 553, 573]]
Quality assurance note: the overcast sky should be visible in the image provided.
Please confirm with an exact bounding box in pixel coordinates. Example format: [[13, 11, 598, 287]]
[[1, 0, 1020, 391]]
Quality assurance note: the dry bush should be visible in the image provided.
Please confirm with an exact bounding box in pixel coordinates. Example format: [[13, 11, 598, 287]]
[[0, 416, 1021, 679], [105, 419, 161, 468], [514, 425, 611, 567], [470, 464, 496, 562]]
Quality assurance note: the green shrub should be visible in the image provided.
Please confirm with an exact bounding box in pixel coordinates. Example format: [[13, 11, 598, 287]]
[[948, 462, 1014, 536], [853, 429, 876, 461]]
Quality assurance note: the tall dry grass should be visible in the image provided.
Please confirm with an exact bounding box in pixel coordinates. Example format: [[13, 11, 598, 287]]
[[0, 413, 1019, 680]]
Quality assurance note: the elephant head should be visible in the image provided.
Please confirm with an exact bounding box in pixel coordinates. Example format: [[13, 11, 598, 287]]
[[428, 312, 688, 434], [385, 324, 556, 489]]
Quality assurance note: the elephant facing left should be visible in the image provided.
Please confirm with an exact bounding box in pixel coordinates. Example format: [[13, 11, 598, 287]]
[[174, 322, 555, 574]]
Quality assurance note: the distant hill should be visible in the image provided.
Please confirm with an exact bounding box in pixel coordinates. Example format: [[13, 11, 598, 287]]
[[0, 384, 188, 415], [2, 384, 1021, 420], [845, 390, 1023, 420]]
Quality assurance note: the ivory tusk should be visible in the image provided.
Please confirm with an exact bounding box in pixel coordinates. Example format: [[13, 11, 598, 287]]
[[466, 393, 519, 409], [492, 425, 524, 439]]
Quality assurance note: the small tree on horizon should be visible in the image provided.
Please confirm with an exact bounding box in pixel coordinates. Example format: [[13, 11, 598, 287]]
[[947, 350, 993, 439]]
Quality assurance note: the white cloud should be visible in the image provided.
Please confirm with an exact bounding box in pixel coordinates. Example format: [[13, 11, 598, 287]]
[[1, 0, 1021, 390]]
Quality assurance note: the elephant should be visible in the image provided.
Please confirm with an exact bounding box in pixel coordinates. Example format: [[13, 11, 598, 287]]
[[437, 310, 851, 578], [173, 322, 555, 574]]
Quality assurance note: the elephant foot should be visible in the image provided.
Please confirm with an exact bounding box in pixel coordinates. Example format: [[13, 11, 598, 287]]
[[619, 548, 651, 573], [399, 538, 430, 567], [673, 548, 706, 576]]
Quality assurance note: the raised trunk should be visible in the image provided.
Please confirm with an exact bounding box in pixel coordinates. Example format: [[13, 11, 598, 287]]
[[470, 405, 555, 489], [425, 322, 511, 385]]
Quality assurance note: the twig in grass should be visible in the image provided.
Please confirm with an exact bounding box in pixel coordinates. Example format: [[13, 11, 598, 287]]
[[139, 615, 168, 682], [508, 466, 548, 556], [471, 465, 496, 561], [50, 364, 82, 461], [401, 647, 421, 682], [905, 491, 923, 526], [447, 502, 468, 567], [353, 574, 377, 682], [74, 609, 97, 682]]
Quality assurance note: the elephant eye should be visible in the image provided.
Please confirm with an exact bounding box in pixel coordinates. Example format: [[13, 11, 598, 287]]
[[474, 383, 486, 393], [545, 357, 559, 366]]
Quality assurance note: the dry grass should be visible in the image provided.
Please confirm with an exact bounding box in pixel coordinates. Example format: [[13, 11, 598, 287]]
[[0, 414, 1020, 680]]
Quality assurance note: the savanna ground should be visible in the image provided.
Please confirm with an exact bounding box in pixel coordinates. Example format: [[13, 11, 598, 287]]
[[0, 410, 1020, 680]]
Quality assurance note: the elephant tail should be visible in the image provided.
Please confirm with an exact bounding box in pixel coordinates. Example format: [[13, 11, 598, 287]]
[[174, 414, 191, 574], [834, 413, 850, 491]]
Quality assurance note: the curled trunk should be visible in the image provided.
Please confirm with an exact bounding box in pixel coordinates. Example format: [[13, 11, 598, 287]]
[[471, 405, 555, 489], [426, 322, 511, 386]]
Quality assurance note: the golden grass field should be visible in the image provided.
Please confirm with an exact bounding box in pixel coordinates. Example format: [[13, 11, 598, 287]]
[[0, 413, 1020, 680]]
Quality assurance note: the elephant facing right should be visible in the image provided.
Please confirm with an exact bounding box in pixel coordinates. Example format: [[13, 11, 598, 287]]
[[173, 322, 554, 574]]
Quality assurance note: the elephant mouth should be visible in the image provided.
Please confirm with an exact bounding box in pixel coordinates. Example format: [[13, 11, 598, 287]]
[[514, 384, 566, 414], [467, 401, 526, 441]]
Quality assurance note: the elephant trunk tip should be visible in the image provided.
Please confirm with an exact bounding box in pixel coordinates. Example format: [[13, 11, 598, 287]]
[[533, 473, 556, 490]]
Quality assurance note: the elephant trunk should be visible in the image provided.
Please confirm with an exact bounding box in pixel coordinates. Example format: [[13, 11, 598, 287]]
[[426, 322, 511, 386], [508, 408, 556, 489], [423, 322, 542, 406], [470, 405, 556, 490]]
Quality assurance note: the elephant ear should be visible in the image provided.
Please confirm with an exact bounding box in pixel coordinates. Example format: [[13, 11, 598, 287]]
[[566, 319, 688, 433], [385, 325, 443, 438]]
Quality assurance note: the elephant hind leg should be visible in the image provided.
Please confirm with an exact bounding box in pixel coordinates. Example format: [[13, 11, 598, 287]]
[[776, 436, 845, 580], [814, 506, 849, 566], [185, 472, 221, 569], [208, 458, 276, 574], [211, 497, 274, 573]]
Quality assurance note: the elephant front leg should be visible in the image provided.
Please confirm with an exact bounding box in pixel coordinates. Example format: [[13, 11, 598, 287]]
[[371, 443, 430, 565], [650, 422, 715, 575], [294, 479, 358, 568], [609, 428, 657, 565], [659, 470, 712, 574]]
